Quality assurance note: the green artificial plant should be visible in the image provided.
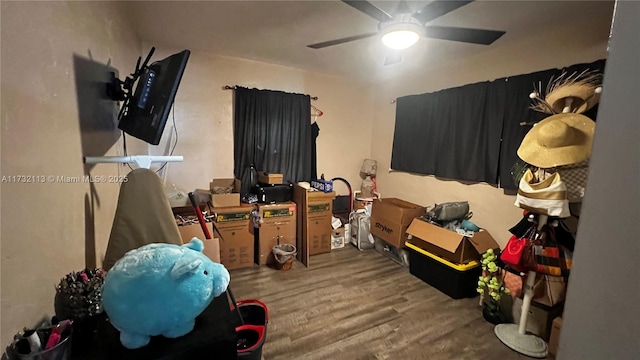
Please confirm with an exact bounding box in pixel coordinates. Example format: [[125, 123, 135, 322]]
[[477, 249, 510, 306]]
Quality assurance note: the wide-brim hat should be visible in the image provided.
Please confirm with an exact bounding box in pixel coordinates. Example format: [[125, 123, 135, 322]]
[[545, 83, 600, 114], [518, 113, 595, 168]]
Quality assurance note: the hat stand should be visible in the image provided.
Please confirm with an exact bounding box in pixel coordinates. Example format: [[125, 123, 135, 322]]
[[494, 215, 549, 358], [495, 96, 577, 357]]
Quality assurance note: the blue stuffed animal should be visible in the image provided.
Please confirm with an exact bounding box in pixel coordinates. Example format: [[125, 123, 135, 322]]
[[102, 238, 230, 349]]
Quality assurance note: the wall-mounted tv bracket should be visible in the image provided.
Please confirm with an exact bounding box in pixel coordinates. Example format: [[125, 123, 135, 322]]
[[106, 47, 156, 119], [88, 47, 184, 169]]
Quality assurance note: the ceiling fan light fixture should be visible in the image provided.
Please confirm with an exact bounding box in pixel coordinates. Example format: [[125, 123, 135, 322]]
[[380, 22, 423, 50]]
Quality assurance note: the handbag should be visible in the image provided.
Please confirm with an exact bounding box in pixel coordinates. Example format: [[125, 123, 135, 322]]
[[500, 226, 536, 271], [531, 225, 573, 277], [515, 169, 570, 218], [532, 273, 567, 307]]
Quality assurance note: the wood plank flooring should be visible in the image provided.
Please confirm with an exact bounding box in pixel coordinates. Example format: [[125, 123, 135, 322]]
[[229, 246, 529, 360]]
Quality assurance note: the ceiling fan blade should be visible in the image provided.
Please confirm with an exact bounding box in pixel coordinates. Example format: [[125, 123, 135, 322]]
[[307, 32, 378, 49], [384, 51, 403, 66], [423, 25, 506, 45], [342, 0, 393, 22], [392, 0, 413, 15], [413, 0, 474, 24]]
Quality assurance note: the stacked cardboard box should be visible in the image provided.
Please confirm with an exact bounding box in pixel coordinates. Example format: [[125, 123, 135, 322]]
[[548, 316, 563, 358], [211, 205, 254, 270], [258, 171, 283, 185], [255, 202, 297, 265], [293, 184, 335, 266], [512, 297, 564, 341]]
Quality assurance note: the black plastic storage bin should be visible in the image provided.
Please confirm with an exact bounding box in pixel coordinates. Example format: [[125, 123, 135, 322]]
[[234, 299, 269, 360], [251, 183, 293, 203], [405, 242, 481, 299]]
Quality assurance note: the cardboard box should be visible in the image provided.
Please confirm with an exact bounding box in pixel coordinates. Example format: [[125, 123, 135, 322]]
[[548, 316, 563, 358], [331, 227, 346, 249], [193, 189, 213, 204], [293, 184, 335, 265], [212, 205, 254, 270], [370, 198, 426, 249], [406, 218, 499, 264], [512, 297, 564, 341], [255, 202, 297, 265], [258, 171, 283, 185], [209, 178, 241, 207], [307, 201, 333, 255], [177, 222, 220, 263], [171, 204, 206, 217], [310, 179, 333, 193]]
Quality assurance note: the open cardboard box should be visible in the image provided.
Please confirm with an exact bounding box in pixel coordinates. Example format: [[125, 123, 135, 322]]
[[177, 222, 220, 263], [406, 218, 499, 264], [209, 178, 241, 207], [212, 204, 254, 270]]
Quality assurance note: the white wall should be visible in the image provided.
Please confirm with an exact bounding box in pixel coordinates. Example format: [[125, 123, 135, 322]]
[[0, 0, 141, 347]]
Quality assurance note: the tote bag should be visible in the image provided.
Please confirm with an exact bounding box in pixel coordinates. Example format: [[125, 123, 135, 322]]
[[515, 169, 570, 218]]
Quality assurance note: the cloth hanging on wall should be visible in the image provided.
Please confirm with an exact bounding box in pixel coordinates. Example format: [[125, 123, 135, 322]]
[[390, 59, 606, 190], [391, 81, 503, 183], [311, 122, 320, 180], [493, 71, 551, 189], [233, 87, 312, 194]]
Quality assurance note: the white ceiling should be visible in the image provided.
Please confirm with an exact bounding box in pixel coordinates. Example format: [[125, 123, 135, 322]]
[[122, 0, 615, 83]]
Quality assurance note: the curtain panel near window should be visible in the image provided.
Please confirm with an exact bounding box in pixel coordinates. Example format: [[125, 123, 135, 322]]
[[391, 59, 605, 190], [392, 81, 503, 184], [233, 87, 312, 195]]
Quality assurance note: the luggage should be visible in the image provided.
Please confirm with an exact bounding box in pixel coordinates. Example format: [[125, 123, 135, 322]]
[[250, 183, 293, 203], [350, 211, 373, 250]]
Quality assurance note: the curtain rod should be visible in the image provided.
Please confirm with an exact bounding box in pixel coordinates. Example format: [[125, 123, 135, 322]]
[[222, 85, 318, 101]]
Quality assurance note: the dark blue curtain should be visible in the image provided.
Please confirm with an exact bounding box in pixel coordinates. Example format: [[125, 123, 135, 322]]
[[233, 87, 312, 194], [391, 59, 606, 189]]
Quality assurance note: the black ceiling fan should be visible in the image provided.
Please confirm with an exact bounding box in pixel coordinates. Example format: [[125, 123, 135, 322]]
[[307, 0, 506, 65]]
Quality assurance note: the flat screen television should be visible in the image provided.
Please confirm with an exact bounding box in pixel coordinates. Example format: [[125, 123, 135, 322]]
[[116, 48, 190, 145]]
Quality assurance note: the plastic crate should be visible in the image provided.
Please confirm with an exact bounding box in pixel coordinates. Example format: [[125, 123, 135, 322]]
[[405, 242, 481, 299]]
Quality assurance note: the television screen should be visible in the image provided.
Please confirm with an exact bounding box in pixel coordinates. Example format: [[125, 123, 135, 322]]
[[118, 49, 190, 145]]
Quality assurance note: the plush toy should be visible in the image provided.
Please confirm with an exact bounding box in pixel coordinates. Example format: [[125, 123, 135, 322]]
[[102, 238, 230, 349]]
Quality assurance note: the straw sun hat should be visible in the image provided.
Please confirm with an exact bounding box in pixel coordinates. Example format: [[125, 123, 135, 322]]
[[530, 69, 602, 114], [545, 83, 600, 114], [517, 113, 595, 168]]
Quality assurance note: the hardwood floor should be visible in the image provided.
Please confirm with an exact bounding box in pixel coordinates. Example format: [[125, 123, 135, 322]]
[[229, 246, 530, 360]]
